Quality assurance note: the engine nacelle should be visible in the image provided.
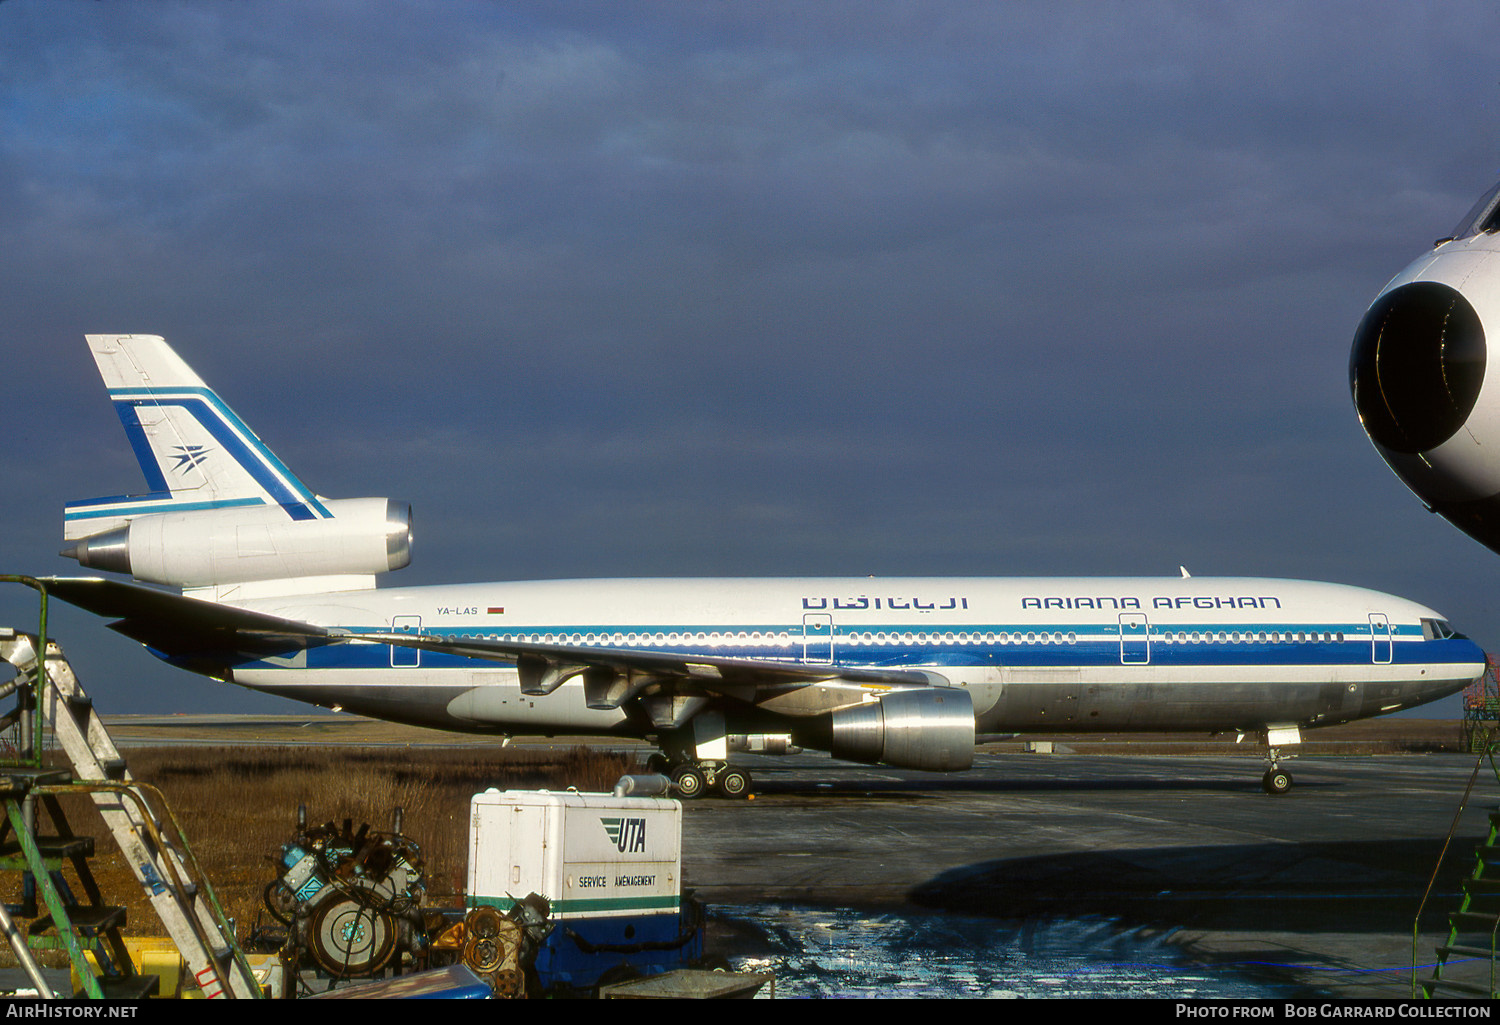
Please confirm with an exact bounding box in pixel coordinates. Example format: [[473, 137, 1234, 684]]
[[828, 687, 974, 772], [61, 497, 412, 588], [1351, 181, 1500, 553]]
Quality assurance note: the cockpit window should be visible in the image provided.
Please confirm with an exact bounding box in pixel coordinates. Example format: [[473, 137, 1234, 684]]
[[1446, 182, 1500, 242], [1421, 617, 1463, 640]]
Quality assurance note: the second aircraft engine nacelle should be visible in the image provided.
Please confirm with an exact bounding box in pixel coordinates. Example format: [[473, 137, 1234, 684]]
[[61, 497, 412, 588], [828, 687, 974, 772], [1350, 181, 1500, 554]]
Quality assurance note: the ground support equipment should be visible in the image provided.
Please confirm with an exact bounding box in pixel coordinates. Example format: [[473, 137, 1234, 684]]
[[0, 615, 260, 998]]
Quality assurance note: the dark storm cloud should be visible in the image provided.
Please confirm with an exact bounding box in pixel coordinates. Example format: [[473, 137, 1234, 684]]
[[1, 2, 1499, 712]]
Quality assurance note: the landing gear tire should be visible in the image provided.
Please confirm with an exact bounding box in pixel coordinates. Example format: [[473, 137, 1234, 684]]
[[671, 765, 707, 799], [1262, 769, 1293, 795], [645, 753, 669, 774], [717, 768, 751, 799]]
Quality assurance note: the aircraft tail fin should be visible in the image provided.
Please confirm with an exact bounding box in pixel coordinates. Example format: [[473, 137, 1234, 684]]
[[62, 335, 409, 594], [64, 334, 329, 540]]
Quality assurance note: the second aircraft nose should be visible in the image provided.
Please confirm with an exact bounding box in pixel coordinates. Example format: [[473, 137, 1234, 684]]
[[1350, 279, 1487, 455]]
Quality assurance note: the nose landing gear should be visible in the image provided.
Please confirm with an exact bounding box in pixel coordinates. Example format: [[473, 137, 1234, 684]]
[[1262, 763, 1293, 795], [1256, 725, 1301, 796]]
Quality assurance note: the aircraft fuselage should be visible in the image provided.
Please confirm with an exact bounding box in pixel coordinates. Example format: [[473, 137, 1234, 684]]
[[211, 575, 1482, 739]]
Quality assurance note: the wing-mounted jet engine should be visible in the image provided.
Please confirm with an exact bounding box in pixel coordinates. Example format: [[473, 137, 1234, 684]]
[[1350, 183, 1500, 552], [60, 335, 411, 597]]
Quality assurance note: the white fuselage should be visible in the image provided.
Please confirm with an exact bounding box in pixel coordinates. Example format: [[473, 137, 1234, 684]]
[[209, 575, 1484, 738]]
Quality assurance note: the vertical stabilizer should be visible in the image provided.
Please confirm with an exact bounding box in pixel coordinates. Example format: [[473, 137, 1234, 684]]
[[65, 334, 329, 540]]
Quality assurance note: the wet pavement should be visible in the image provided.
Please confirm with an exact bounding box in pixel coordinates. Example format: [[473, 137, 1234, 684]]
[[679, 749, 1498, 998], [709, 903, 1309, 998]]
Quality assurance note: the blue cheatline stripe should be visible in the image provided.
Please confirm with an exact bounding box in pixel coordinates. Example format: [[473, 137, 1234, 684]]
[[232, 624, 1474, 674], [108, 386, 331, 519], [64, 496, 266, 522]]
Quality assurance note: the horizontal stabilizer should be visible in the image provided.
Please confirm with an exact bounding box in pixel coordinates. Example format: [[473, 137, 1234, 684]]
[[42, 577, 330, 659]]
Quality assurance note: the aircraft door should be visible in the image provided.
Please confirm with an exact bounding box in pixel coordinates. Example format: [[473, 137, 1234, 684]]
[[391, 615, 421, 668], [1369, 613, 1393, 664], [1119, 612, 1150, 665], [803, 613, 833, 665]]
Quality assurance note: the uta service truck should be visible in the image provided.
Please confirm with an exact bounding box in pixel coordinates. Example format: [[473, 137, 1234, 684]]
[[467, 788, 703, 990]]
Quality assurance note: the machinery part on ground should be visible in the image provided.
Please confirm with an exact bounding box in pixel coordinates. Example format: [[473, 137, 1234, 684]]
[[460, 906, 510, 974], [263, 806, 427, 982], [491, 967, 524, 999], [434, 894, 553, 998], [309, 895, 398, 976]]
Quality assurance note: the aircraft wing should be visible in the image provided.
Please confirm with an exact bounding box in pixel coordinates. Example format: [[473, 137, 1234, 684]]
[[336, 628, 942, 693], [41, 577, 332, 657], [40, 578, 941, 706]]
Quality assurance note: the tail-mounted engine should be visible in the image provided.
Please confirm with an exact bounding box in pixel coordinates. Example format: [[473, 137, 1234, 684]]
[[61, 497, 411, 588], [828, 687, 975, 772]]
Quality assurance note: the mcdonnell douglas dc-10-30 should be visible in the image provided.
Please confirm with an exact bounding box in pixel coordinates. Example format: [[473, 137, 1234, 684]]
[[46, 335, 1485, 796]]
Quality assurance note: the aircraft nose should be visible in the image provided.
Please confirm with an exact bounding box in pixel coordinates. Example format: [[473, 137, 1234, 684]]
[[1443, 638, 1491, 700], [1350, 281, 1487, 454]]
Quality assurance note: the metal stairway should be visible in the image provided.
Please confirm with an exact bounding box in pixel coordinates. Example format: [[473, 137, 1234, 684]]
[[1416, 744, 1500, 998], [0, 625, 260, 998]]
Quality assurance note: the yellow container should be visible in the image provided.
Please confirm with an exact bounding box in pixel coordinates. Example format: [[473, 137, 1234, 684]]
[[75, 939, 283, 999], [75, 936, 184, 998]]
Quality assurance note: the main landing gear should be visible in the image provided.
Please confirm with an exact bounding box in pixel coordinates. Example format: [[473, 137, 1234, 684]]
[[648, 716, 754, 800], [645, 754, 752, 800]]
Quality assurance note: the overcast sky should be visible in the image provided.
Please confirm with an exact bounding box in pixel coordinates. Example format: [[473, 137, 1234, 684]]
[[2, 2, 1498, 717]]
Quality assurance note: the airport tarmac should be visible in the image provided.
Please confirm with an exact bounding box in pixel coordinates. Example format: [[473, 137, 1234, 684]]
[[677, 748, 1499, 999], [67, 718, 1500, 998]]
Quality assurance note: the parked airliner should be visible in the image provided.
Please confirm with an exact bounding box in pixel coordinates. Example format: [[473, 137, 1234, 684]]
[[1352, 178, 1500, 557], [49, 336, 1485, 796]]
